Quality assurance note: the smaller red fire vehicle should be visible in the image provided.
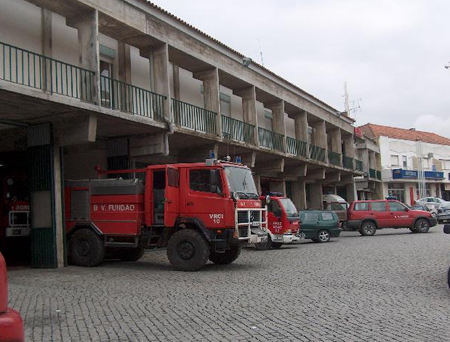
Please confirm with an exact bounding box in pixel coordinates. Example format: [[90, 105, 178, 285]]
[[252, 192, 302, 249]]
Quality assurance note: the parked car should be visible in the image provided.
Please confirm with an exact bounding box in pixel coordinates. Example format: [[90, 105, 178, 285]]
[[322, 194, 348, 222], [410, 204, 438, 217], [415, 197, 449, 210], [0, 252, 24, 342], [437, 203, 450, 224], [345, 200, 437, 236], [299, 210, 341, 243]]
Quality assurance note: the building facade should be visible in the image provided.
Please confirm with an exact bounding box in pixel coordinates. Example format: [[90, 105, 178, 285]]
[[0, 0, 365, 267], [360, 124, 450, 205]]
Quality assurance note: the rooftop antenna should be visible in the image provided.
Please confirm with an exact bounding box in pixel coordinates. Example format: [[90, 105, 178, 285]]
[[343, 82, 362, 119], [258, 38, 265, 67]]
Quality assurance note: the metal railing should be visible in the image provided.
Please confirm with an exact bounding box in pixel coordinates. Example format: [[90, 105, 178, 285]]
[[343, 156, 354, 169], [286, 137, 308, 158], [221, 116, 255, 144], [328, 150, 341, 166], [172, 99, 217, 134], [369, 168, 376, 178], [100, 76, 165, 121], [0, 41, 95, 102], [355, 159, 364, 172], [258, 127, 284, 152], [309, 145, 326, 162]]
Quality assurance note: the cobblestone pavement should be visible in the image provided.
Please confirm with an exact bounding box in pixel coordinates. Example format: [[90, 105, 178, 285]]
[[7, 226, 450, 342]]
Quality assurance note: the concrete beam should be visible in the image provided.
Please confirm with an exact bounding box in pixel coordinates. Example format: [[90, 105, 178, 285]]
[[322, 171, 340, 184], [254, 158, 284, 175], [340, 174, 355, 185], [305, 168, 326, 180], [130, 133, 167, 157], [177, 143, 218, 163], [55, 115, 97, 146], [280, 164, 307, 180]]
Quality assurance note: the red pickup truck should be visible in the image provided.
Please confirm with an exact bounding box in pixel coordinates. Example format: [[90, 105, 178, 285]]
[[345, 200, 437, 236]]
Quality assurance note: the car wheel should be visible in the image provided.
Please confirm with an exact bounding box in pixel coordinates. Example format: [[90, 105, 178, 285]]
[[415, 218, 430, 233], [271, 242, 283, 249], [167, 229, 210, 271], [409, 227, 418, 233], [360, 221, 376, 236], [317, 230, 331, 243]]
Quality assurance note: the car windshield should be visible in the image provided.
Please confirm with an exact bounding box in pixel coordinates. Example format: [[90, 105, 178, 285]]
[[279, 198, 299, 217], [224, 166, 258, 199]]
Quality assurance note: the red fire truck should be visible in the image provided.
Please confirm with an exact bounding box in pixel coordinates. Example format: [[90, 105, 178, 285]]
[[65, 160, 267, 271], [253, 192, 302, 250], [0, 176, 30, 241]]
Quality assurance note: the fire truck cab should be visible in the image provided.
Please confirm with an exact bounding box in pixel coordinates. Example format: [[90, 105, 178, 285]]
[[65, 160, 267, 271], [253, 192, 302, 250]]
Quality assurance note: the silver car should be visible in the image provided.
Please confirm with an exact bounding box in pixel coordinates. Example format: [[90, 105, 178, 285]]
[[415, 197, 449, 210]]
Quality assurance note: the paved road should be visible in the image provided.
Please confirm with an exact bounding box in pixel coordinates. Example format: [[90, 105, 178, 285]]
[[8, 226, 450, 342]]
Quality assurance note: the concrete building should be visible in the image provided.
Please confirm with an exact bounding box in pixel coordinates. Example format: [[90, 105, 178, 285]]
[[360, 124, 450, 205], [0, 0, 364, 267]]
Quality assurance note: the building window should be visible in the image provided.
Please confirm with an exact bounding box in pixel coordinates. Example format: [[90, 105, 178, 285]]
[[390, 155, 399, 167], [402, 156, 407, 168], [264, 110, 273, 130], [220, 93, 231, 118], [388, 183, 405, 203]]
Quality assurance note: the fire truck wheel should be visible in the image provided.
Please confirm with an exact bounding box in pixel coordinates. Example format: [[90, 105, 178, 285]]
[[360, 221, 376, 236], [255, 236, 272, 250], [119, 246, 146, 261], [69, 229, 105, 267], [415, 219, 430, 233], [271, 242, 283, 249], [167, 229, 210, 271], [209, 245, 242, 265]]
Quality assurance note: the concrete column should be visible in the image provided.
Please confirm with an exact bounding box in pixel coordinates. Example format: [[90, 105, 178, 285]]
[[41, 9, 52, 91], [270, 180, 286, 195], [172, 65, 180, 100], [53, 145, 65, 268], [295, 111, 309, 142], [253, 174, 262, 194], [309, 183, 323, 209], [346, 180, 357, 203], [291, 180, 307, 210], [267, 100, 286, 151], [329, 129, 342, 153], [311, 120, 327, 163], [118, 42, 131, 84], [237, 86, 258, 144], [68, 10, 100, 103], [194, 68, 221, 136], [361, 148, 369, 172], [343, 135, 356, 158], [153, 43, 172, 121]]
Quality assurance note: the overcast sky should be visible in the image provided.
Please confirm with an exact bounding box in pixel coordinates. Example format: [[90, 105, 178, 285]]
[[153, 0, 450, 137]]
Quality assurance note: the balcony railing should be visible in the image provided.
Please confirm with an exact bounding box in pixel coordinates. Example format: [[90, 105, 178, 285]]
[[328, 150, 341, 166], [0, 41, 95, 102], [221, 116, 255, 144], [172, 99, 217, 134], [355, 159, 364, 172], [369, 168, 376, 178], [258, 128, 284, 152], [286, 137, 308, 158], [343, 156, 354, 169], [309, 145, 326, 162], [100, 76, 165, 121], [377, 170, 382, 180]]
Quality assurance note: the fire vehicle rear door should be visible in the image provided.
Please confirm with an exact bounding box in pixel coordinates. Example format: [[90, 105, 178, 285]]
[[164, 166, 180, 227]]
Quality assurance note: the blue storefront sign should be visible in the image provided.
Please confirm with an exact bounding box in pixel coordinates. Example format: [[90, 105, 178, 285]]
[[392, 168, 444, 180]]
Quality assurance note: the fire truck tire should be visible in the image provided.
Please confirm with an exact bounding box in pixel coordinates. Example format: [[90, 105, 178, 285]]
[[255, 236, 272, 250], [69, 229, 105, 267], [415, 218, 430, 233], [119, 246, 146, 261], [209, 245, 242, 265], [167, 229, 210, 271]]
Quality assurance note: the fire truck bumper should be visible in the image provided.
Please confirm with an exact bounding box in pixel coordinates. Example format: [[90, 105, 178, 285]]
[[0, 308, 24, 342], [248, 228, 268, 244], [5, 227, 30, 237]]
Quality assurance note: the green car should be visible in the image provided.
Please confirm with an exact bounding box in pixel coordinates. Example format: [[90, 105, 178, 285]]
[[299, 210, 341, 243]]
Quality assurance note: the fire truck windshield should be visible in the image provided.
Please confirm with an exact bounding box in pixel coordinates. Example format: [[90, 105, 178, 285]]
[[279, 198, 298, 217], [224, 167, 258, 199]]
